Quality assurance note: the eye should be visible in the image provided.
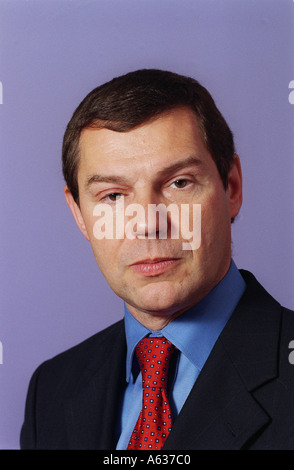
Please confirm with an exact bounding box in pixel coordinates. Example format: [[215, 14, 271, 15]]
[[170, 179, 189, 189], [103, 192, 123, 202]]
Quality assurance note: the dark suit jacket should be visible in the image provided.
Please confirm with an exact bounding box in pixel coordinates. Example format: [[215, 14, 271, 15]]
[[20, 270, 294, 450]]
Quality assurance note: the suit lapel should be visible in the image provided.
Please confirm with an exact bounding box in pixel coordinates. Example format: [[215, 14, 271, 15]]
[[65, 321, 127, 449], [163, 339, 270, 450], [164, 271, 281, 450]]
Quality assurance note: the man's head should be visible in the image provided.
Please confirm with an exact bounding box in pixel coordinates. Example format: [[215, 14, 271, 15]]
[[62, 69, 236, 205], [62, 69, 242, 329]]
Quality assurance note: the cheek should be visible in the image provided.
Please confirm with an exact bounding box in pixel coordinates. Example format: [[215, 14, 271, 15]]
[[199, 192, 230, 245], [90, 239, 121, 271]]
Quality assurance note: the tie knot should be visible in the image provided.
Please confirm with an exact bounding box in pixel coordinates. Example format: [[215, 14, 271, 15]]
[[135, 337, 175, 389]]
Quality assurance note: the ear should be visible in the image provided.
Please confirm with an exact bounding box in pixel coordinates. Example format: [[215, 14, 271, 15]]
[[227, 154, 243, 220], [64, 186, 90, 241]]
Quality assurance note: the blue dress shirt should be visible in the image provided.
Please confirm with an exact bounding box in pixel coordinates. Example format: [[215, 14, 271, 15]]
[[115, 260, 246, 449]]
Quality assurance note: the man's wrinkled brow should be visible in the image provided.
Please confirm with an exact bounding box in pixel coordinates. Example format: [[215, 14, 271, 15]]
[[85, 155, 203, 190]]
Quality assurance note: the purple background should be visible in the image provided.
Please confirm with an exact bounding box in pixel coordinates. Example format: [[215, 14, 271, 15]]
[[0, 0, 293, 449]]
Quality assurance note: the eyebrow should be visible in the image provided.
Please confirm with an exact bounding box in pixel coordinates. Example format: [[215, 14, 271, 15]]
[[156, 155, 202, 179], [86, 174, 129, 189], [85, 155, 202, 190]]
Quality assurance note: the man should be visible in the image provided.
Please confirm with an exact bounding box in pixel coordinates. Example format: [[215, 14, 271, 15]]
[[20, 69, 294, 450]]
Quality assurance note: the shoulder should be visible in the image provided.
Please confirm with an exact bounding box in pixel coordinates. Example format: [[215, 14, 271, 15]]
[[20, 319, 126, 449], [31, 319, 126, 393], [239, 269, 293, 316], [48, 318, 125, 363], [280, 306, 294, 359], [222, 269, 294, 365], [238, 269, 294, 369], [55, 318, 125, 360]]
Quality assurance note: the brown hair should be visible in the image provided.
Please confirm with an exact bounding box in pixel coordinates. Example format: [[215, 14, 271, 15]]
[[62, 69, 235, 204]]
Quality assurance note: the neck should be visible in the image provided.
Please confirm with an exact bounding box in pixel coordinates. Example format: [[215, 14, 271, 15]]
[[125, 261, 233, 330], [125, 303, 191, 331]]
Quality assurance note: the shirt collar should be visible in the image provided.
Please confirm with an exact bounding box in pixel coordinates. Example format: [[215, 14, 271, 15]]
[[124, 260, 246, 382]]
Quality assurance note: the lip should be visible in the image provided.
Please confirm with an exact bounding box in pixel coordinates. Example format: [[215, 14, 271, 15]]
[[130, 258, 180, 276]]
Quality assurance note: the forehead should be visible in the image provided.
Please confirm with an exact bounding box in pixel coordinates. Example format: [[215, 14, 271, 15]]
[[78, 107, 209, 177]]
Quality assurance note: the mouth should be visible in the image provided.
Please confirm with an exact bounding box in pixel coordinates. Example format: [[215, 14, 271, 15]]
[[130, 257, 180, 276]]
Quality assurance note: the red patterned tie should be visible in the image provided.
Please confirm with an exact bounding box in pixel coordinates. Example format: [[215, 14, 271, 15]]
[[127, 336, 175, 450]]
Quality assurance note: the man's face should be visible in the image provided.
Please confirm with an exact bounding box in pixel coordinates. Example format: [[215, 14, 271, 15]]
[[65, 107, 242, 328]]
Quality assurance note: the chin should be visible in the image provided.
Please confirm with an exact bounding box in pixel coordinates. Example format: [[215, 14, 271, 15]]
[[131, 281, 189, 315]]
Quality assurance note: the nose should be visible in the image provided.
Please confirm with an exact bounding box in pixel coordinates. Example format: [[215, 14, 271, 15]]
[[125, 189, 166, 240]]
